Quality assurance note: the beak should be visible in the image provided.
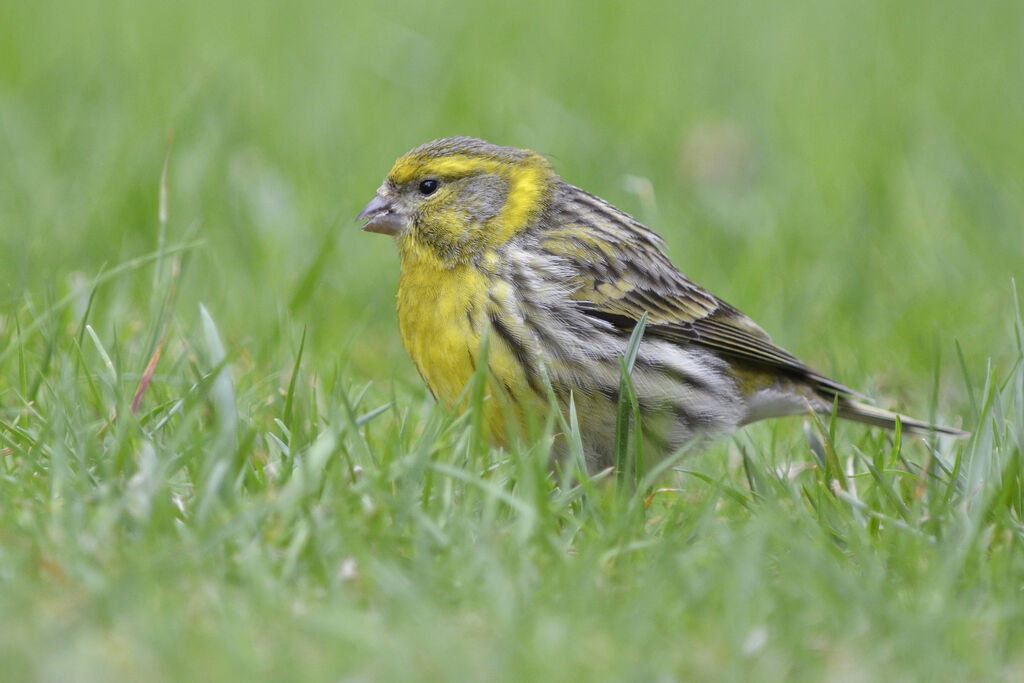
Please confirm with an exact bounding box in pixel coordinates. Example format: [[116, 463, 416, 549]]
[[357, 193, 409, 236]]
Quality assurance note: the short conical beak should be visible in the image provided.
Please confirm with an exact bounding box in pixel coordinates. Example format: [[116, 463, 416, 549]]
[[357, 194, 409, 236]]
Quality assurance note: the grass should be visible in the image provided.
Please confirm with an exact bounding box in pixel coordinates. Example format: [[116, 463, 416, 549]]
[[2, 0, 1023, 680]]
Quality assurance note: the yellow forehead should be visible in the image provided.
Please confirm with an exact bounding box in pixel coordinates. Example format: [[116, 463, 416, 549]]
[[388, 154, 509, 186]]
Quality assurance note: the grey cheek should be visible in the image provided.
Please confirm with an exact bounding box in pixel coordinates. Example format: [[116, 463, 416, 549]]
[[463, 175, 509, 223]]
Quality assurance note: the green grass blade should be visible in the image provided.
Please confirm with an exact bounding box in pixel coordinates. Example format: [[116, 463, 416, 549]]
[[284, 325, 307, 437]]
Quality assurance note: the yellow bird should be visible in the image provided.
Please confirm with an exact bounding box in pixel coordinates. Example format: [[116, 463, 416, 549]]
[[358, 137, 967, 470]]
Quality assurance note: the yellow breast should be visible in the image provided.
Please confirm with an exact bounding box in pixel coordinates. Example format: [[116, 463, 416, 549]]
[[396, 249, 490, 408], [396, 247, 539, 442]]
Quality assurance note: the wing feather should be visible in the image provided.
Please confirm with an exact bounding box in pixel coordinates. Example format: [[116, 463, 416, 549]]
[[538, 183, 865, 401]]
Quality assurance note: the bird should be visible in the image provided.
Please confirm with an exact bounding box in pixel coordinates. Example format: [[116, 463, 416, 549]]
[[357, 137, 967, 471]]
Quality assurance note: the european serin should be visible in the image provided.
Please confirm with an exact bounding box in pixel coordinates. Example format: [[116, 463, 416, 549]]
[[358, 137, 966, 470]]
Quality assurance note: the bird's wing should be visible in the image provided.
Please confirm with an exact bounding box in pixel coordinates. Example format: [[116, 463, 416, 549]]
[[538, 184, 863, 400]]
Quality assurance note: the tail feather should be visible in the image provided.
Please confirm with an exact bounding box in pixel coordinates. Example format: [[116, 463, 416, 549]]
[[835, 399, 969, 438], [740, 373, 969, 438]]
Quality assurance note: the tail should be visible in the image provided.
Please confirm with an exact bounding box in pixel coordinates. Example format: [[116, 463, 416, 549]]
[[835, 398, 969, 439], [739, 368, 970, 438]]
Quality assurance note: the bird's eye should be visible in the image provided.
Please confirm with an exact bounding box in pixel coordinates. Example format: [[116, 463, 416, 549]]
[[418, 179, 440, 196]]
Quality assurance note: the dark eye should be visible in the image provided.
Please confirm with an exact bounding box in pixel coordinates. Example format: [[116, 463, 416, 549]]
[[418, 179, 440, 196]]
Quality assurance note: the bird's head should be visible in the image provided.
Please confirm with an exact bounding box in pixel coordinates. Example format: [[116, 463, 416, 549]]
[[357, 137, 557, 264]]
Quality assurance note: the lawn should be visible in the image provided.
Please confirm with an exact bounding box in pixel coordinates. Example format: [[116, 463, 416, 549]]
[[1, 0, 1023, 680]]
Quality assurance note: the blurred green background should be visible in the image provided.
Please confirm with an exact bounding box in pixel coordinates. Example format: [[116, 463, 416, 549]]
[[3, 0, 1020, 397], [2, 0, 1023, 680]]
